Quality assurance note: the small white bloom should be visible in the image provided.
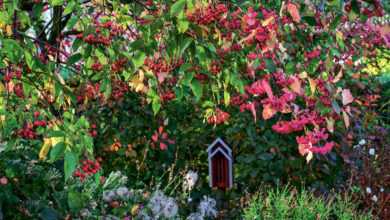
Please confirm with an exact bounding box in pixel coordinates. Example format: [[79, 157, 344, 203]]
[[187, 212, 204, 220], [359, 139, 366, 145], [116, 187, 129, 199], [138, 210, 152, 220], [366, 187, 372, 194], [369, 148, 375, 156], [149, 190, 166, 217], [371, 195, 378, 202], [162, 197, 178, 218], [103, 190, 116, 202], [184, 170, 198, 191], [80, 208, 91, 218], [380, 187, 384, 192], [198, 196, 217, 218]]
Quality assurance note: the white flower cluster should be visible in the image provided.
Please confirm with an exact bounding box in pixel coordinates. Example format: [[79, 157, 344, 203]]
[[103, 186, 131, 202], [187, 196, 218, 220], [183, 170, 199, 191], [147, 190, 178, 219], [103, 171, 128, 190]]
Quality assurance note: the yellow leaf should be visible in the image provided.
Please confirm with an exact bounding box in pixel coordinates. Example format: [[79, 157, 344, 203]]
[[129, 70, 147, 93], [0, 82, 5, 93], [299, 71, 308, 79], [39, 138, 52, 160], [306, 151, 313, 163], [326, 117, 335, 133], [6, 25, 12, 36], [262, 16, 274, 26], [342, 110, 350, 128], [290, 76, 303, 95], [332, 70, 343, 83], [308, 77, 317, 95], [336, 31, 344, 41], [262, 104, 276, 120]]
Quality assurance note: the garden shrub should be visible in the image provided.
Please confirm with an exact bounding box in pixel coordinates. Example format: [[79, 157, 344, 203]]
[[243, 187, 373, 220], [0, 0, 389, 219]]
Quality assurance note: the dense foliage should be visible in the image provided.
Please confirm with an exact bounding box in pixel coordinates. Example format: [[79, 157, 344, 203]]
[[0, 0, 389, 219]]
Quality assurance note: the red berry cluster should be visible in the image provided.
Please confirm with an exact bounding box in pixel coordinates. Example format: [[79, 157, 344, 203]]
[[18, 112, 47, 139], [111, 58, 127, 73], [194, 73, 209, 83], [91, 62, 103, 72], [3, 70, 22, 82], [209, 60, 222, 75], [80, 33, 111, 46], [13, 83, 24, 98], [111, 79, 129, 100], [187, 4, 227, 25], [160, 90, 175, 102], [18, 123, 37, 139], [89, 123, 98, 137], [144, 57, 184, 75], [111, 80, 130, 100], [207, 108, 230, 125], [304, 49, 321, 60], [77, 83, 101, 103], [95, 21, 125, 37], [73, 159, 101, 181]]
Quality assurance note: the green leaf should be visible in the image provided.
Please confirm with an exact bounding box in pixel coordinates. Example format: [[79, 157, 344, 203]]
[[100, 78, 112, 99], [132, 52, 146, 69], [68, 190, 84, 212], [170, 0, 186, 17], [330, 14, 341, 30], [24, 51, 33, 69], [264, 59, 276, 73], [178, 19, 189, 33], [196, 46, 207, 66], [224, 90, 230, 106], [96, 49, 108, 65], [180, 38, 192, 56], [2, 39, 23, 63], [63, 0, 76, 15], [49, 0, 64, 6], [50, 142, 65, 162], [64, 151, 77, 180], [302, 16, 316, 26], [351, 0, 359, 14], [67, 53, 82, 65], [39, 207, 59, 220], [152, 97, 161, 115], [66, 16, 79, 30], [17, 11, 31, 27], [190, 79, 203, 101]]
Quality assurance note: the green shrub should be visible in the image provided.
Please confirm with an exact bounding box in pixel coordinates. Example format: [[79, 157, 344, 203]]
[[243, 187, 372, 220]]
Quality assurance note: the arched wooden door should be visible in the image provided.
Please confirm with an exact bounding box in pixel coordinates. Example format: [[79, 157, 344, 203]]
[[211, 152, 229, 189]]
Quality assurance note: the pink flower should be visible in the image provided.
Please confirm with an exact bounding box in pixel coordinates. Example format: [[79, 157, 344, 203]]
[[0, 177, 8, 185]]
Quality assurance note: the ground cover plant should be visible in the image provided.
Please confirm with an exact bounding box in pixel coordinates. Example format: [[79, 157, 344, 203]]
[[0, 0, 389, 219]]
